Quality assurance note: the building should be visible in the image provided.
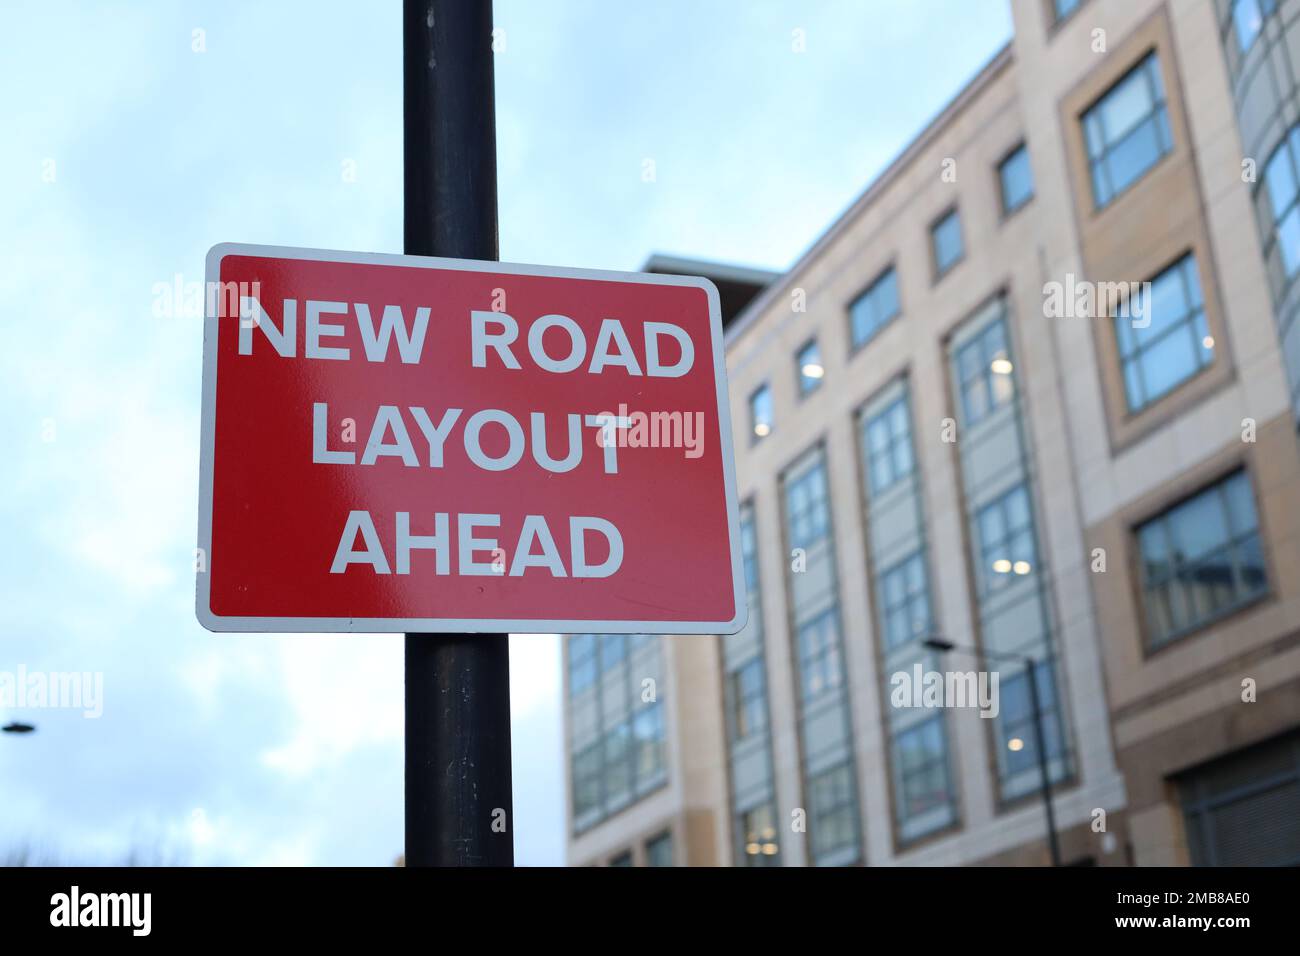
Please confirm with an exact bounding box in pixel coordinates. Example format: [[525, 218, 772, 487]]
[[564, 0, 1300, 867]]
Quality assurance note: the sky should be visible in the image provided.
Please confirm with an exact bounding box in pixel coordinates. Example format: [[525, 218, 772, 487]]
[[0, 1, 1011, 865]]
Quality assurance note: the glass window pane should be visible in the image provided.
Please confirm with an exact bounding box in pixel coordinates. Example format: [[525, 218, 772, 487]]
[[893, 438, 912, 481], [1223, 472, 1258, 535], [850, 268, 900, 348], [1054, 0, 1080, 21], [1236, 534, 1267, 592], [877, 269, 899, 320], [1277, 208, 1300, 277], [750, 385, 773, 439], [999, 145, 1034, 212], [1121, 254, 1210, 412], [1169, 487, 1230, 562], [963, 378, 989, 425], [1264, 146, 1297, 220], [1137, 471, 1268, 645], [797, 340, 824, 394], [979, 500, 1005, 546], [1122, 357, 1146, 409], [1082, 53, 1171, 207], [1146, 264, 1189, 336], [1099, 67, 1155, 141], [1006, 485, 1030, 529], [932, 210, 963, 275], [1234, 0, 1265, 53], [1138, 329, 1200, 403], [1105, 117, 1163, 195]]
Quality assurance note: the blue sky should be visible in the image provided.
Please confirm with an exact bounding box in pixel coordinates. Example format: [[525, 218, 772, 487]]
[[0, 1, 1011, 865]]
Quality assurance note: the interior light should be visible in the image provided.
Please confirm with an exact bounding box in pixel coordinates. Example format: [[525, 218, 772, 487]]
[[991, 358, 1013, 375], [746, 842, 761, 855], [1008, 737, 1025, 752], [761, 843, 778, 856], [1202, 335, 1215, 350], [754, 422, 771, 438], [1013, 560, 1031, 575], [802, 363, 825, 379], [992, 558, 1012, 574]]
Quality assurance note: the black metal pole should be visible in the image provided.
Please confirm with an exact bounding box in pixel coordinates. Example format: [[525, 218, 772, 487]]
[[403, 0, 513, 867], [1025, 657, 1061, 867]]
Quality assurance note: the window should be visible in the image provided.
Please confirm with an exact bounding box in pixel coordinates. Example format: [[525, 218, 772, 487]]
[[572, 741, 602, 819], [1082, 52, 1172, 208], [863, 394, 914, 495], [976, 483, 1037, 593], [568, 635, 667, 832], [785, 457, 830, 551], [808, 763, 858, 859], [749, 384, 773, 441], [600, 634, 627, 672], [930, 208, 964, 278], [895, 717, 952, 818], [1230, 0, 1274, 53], [1136, 470, 1267, 647], [603, 722, 632, 806], [849, 267, 900, 349], [739, 804, 780, 865], [1053, 0, 1081, 22], [740, 507, 760, 592], [796, 339, 824, 395], [728, 658, 768, 739], [796, 609, 842, 701], [608, 851, 633, 867], [568, 634, 596, 695], [998, 661, 1066, 778], [632, 702, 666, 782], [955, 317, 1015, 427], [1261, 125, 1300, 288], [998, 144, 1034, 214], [1116, 253, 1212, 412], [878, 551, 931, 649], [645, 831, 673, 867]]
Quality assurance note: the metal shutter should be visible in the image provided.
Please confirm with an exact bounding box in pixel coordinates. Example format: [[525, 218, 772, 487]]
[[1179, 730, 1300, 866]]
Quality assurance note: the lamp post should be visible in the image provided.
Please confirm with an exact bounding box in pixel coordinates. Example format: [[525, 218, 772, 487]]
[[922, 637, 1061, 867]]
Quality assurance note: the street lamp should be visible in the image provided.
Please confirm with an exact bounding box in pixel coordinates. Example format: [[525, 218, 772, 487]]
[[922, 636, 1061, 867], [1, 722, 36, 735]]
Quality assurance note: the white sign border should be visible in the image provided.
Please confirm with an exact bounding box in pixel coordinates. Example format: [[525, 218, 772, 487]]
[[197, 242, 748, 636]]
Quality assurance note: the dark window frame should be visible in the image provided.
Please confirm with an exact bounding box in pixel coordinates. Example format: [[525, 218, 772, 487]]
[[645, 830, 673, 867], [929, 205, 965, 281], [954, 316, 1016, 428], [1133, 468, 1269, 650], [997, 141, 1035, 217], [795, 337, 824, 397], [1113, 250, 1213, 414], [748, 382, 773, 444], [1080, 50, 1173, 210], [847, 264, 902, 352], [974, 482, 1038, 596], [877, 549, 932, 650]]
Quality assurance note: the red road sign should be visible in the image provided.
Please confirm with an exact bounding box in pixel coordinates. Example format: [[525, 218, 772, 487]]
[[197, 243, 746, 634]]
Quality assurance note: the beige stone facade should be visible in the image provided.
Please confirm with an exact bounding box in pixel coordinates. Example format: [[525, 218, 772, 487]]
[[565, 0, 1300, 866]]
